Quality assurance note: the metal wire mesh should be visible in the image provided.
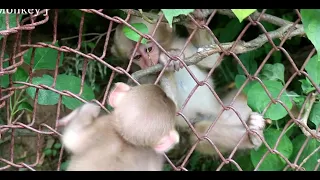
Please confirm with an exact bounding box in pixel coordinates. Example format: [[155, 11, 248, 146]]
[[0, 9, 319, 171]]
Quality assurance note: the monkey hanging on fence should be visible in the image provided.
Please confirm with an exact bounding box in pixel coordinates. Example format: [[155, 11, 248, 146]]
[[110, 9, 266, 156], [57, 82, 180, 171]]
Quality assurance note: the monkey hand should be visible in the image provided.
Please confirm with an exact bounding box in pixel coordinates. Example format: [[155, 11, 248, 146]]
[[247, 112, 266, 150], [58, 103, 101, 128], [159, 49, 185, 72]]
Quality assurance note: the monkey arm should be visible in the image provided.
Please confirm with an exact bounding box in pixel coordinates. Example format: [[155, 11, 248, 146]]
[[159, 72, 179, 108], [189, 90, 266, 156]]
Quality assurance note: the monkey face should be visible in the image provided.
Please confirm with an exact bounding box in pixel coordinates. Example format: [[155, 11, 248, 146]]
[[133, 42, 160, 69]]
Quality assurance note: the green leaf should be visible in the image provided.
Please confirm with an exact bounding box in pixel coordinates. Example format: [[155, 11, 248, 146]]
[[23, 41, 64, 70], [161, 9, 194, 28], [263, 39, 282, 63], [163, 164, 172, 171], [219, 18, 244, 43], [60, 161, 70, 171], [247, 80, 293, 120], [26, 75, 60, 105], [56, 74, 95, 110], [232, 154, 254, 171], [250, 128, 293, 171], [282, 13, 295, 22], [52, 149, 58, 156], [287, 36, 302, 46], [260, 63, 285, 84], [12, 67, 29, 87], [16, 102, 33, 113], [261, 22, 277, 32], [305, 54, 320, 85], [0, 13, 22, 40], [309, 102, 320, 129], [237, 51, 258, 75], [272, 50, 282, 63], [0, 60, 9, 88], [290, 134, 320, 171], [231, 9, 257, 23], [44, 148, 52, 156], [1, 66, 28, 88], [53, 143, 62, 149], [299, 78, 316, 94], [290, 92, 305, 110], [13, 67, 28, 82], [234, 75, 256, 94], [301, 9, 320, 62], [123, 23, 149, 44], [0, 54, 28, 88], [85, 42, 96, 49]]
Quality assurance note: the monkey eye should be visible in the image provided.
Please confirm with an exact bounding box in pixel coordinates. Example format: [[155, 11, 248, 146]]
[[134, 55, 142, 60], [146, 47, 153, 52]]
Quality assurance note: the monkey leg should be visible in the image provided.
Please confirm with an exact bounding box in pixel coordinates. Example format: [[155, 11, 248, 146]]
[[189, 111, 265, 156]]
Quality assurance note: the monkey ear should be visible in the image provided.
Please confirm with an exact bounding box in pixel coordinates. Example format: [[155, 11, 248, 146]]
[[108, 82, 131, 108], [153, 130, 180, 154]]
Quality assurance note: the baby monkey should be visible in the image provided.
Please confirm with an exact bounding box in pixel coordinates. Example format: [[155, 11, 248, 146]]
[[57, 83, 179, 171]]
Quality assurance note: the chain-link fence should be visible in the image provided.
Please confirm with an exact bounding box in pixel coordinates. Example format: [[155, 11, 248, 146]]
[[0, 9, 319, 171]]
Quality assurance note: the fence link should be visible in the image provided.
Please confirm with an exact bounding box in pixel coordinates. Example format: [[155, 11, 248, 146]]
[[0, 9, 319, 171]]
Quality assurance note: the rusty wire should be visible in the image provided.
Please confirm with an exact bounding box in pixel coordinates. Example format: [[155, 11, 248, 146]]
[[0, 9, 319, 171]]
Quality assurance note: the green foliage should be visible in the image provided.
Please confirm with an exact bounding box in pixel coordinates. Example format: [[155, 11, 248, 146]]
[[234, 75, 255, 94], [218, 18, 244, 43], [247, 80, 293, 120], [1, 39, 96, 132], [1, 66, 29, 88], [259, 63, 285, 84], [0, 14, 23, 40], [2, 9, 320, 172], [263, 39, 282, 63], [232, 154, 255, 171], [0, 61, 10, 88], [16, 102, 33, 113], [26, 75, 60, 105], [231, 9, 257, 23], [300, 78, 316, 94], [305, 54, 320, 85], [301, 9, 320, 62], [251, 128, 293, 171], [291, 92, 306, 110], [290, 134, 320, 171], [0, 54, 11, 88], [123, 23, 149, 44], [44, 142, 62, 157], [184, 152, 225, 171], [161, 9, 194, 28], [13, 67, 29, 83], [237, 51, 258, 75], [23, 42, 64, 71], [26, 74, 95, 110], [60, 161, 70, 171], [64, 55, 111, 93], [56, 74, 95, 110], [309, 102, 320, 129]]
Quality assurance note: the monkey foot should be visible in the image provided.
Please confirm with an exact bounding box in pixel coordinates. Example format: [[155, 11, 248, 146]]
[[159, 50, 185, 72]]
